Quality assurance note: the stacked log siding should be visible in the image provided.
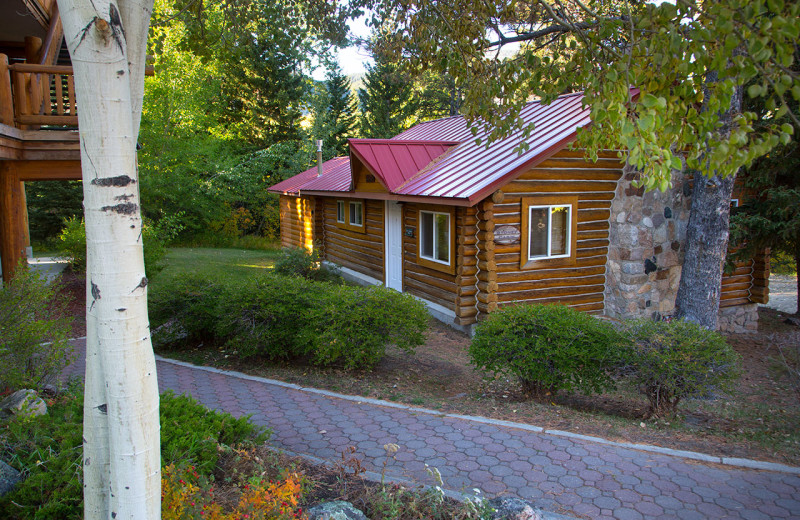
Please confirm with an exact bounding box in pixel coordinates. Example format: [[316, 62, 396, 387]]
[[402, 203, 459, 312], [482, 149, 623, 314], [279, 195, 314, 251], [322, 198, 385, 282]]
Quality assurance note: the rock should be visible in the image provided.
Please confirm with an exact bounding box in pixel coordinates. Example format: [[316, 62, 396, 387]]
[[0, 460, 21, 497], [305, 501, 369, 520], [489, 496, 545, 520], [785, 316, 800, 327], [0, 389, 47, 419]]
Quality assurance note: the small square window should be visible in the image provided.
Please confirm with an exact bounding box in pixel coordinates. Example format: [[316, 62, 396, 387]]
[[349, 201, 363, 227], [528, 205, 571, 260], [419, 210, 450, 265], [336, 200, 345, 223], [521, 196, 577, 268]]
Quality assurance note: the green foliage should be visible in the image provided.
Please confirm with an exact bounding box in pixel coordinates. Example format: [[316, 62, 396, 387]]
[[56, 216, 86, 273], [160, 391, 271, 475], [359, 61, 419, 138], [151, 273, 428, 370], [24, 181, 83, 244], [309, 285, 429, 369], [310, 65, 359, 158], [469, 304, 623, 397], [622, 319, 741, 418], [375, 0, 800, 187], [0, 390, 269, 519], [0, 267, 74, 392], [56, 216, 178, 277], [0, 390, 83, 519], [273, 246, 341, 282], [216, 275, 326, 360], [148, 273, 227, 347]]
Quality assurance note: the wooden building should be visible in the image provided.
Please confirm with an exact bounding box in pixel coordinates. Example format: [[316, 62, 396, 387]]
[[270, 92, 768, 334], [0, 0, 82, 279]]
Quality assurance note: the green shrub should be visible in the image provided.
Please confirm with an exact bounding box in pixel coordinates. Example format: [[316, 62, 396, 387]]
[[470, 304, 624, 397], [57, 216, 177, 277], [309, 285, 428, 369], [148, 273, 227, 347], [0, 267, 74, 392], [160, 391, 271, 475], [56, 216, 86, 273], [216, 275, 327, 359], [273, 246, 341, 282], [0, 390, 269, 519], [622, 318, 741, 418]]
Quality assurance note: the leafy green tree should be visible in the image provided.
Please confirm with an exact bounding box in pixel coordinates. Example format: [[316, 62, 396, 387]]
[[368, 0, 800, 328], [359, 60, 419, 138], [415, 71, 463, 119], [731, 72, 800, 314]]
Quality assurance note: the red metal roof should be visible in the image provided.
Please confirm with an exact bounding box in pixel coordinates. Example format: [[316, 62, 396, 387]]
[[268, 157, 351, 195], [348, 139, 459, 191], [269, 90, 624, 204]]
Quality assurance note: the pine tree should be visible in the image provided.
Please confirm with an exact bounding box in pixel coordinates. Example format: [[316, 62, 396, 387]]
[[358, 61, 418, 139], [325, 67, 358, 155]]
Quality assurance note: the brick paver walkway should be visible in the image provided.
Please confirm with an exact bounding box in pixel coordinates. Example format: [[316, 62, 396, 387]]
[[63, 339, 800, 520]]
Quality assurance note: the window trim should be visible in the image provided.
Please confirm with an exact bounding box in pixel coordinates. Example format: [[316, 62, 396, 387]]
[[336, 198, 367, 234], [520, 195, 578, 269], [417, 206, 456, 275]]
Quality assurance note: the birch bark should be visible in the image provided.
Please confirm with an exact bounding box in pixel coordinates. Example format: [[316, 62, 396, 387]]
[[57, 1, 159, 518]]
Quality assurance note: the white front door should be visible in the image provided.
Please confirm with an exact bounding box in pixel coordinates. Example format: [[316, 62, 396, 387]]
[[385, 200, 403, 291]]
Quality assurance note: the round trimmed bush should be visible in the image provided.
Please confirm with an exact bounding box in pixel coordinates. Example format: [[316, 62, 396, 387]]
[[469, 303, 624, 397], [623, 318, 741, 418]]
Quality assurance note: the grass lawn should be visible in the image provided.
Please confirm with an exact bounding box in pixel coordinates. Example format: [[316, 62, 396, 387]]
[[155, 247, 282, 283]]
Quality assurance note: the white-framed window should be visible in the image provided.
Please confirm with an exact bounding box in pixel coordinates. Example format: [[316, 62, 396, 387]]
[[349, 201, 363, 227], [528, 204, 571, 260], [419, 210, 450, 264], [336, 200, 345, 223]]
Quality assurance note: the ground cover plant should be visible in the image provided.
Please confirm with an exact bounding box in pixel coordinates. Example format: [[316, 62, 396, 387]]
[[0, 267, 74, 392]]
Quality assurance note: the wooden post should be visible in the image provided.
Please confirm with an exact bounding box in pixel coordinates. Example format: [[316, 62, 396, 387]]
[[24, 37, 44, 130], [0, 54, 14, 126], [0, 163, 26, 280], [21, 182, 31, 255]]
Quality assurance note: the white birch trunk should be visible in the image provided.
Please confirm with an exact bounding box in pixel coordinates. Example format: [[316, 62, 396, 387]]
[[57, 1, 160, 518]]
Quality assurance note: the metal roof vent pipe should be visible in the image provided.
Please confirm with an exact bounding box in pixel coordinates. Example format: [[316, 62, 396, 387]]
[[316, 139, 324, 177]]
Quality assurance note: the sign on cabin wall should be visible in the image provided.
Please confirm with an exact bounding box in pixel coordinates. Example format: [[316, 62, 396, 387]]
[[495, 225, 521, 245], [405, 226, 415, 238]]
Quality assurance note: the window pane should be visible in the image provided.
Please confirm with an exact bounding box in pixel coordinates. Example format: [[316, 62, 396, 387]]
[[350, 202, 363, 225], [435, 213, 449, 262], [529, 207, 548, 258], [421, 212, 433, 258], [551, 206, 569, 256], [337, 201, 344, 222]]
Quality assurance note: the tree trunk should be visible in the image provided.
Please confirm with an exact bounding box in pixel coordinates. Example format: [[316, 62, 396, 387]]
[[794, 243, 800, 316], [675, 76, 743, 329], [57, 1, 159, 518], [674, 173, 736, 328]]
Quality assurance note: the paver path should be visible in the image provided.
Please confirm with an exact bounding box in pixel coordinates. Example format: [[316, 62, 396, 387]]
[[63, 339, 800, 520]]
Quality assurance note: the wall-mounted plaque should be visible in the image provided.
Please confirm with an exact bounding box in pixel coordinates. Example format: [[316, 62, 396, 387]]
[[404, 226, 415, 238], [494, 225, 521, 245]]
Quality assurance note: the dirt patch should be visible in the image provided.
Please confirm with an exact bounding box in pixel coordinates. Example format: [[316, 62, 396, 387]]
[[56, 271, 86, 337]]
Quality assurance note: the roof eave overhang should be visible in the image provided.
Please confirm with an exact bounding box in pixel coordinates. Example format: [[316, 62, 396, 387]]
[[298, 190, 473, 207], [348, 146, 392, 191]]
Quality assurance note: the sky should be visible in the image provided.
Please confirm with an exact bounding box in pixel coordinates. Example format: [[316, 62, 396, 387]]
[[312, 14, 373, 80]]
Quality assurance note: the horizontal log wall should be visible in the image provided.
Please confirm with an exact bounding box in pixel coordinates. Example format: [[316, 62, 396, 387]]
[[483, 149, 624, 314], [279, 195, 314, 251], [322, 197, 385, 282], [402, 203, 460, 312]]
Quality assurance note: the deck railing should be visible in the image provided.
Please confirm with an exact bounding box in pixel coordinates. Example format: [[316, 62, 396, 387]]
[[0, 55, 78, 128]]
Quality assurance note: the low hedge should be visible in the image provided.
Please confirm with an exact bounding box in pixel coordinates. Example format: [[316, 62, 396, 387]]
[[622, 318, 741, 418], [149, 273, 429, 370], [470, 303, 625, 397]]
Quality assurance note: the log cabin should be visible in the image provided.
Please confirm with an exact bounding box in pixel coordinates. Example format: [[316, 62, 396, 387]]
[[0, 0, 82, 280], [269, 92, 769, 335]]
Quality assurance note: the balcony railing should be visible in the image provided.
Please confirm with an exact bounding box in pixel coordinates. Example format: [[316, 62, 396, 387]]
[[6, 62, 78, 127]]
